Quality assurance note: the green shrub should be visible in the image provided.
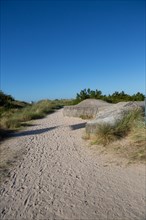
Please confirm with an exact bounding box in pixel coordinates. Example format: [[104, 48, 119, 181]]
[[75, 88, 145, 103]]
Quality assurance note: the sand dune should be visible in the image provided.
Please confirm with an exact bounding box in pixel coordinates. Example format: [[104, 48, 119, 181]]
[[0, 109, 145, 220]]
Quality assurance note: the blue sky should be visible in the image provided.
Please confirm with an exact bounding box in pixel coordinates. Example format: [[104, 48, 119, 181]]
[[1, 0, 145, 102]]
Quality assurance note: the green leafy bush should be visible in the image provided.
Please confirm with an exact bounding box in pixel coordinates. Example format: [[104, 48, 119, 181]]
[[75, 88, 145, 104]]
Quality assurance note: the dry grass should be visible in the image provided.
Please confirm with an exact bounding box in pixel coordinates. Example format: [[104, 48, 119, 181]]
[[0, 99, 64, 132], [85, 109, 146, 163], [80, 115, 93, 120]]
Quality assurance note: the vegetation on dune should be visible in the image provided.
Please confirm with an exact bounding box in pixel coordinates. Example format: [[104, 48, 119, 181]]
[[0, 91, 73, 139], [0, 91, 15, 106], [0, 91, 29, 109], [93, 109, 143, 144], [85, 109, 146, 162], [75, 88, 145, 104]]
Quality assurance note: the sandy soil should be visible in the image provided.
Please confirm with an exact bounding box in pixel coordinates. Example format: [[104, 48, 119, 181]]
[[0, 109, 145, 220]]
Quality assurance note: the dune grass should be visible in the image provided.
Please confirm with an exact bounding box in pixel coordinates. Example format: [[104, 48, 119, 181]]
[[0, 99, 73, 139], [85, 109, 146, 163], [92, 109, 144, 145], [0, 100, 52, 129]]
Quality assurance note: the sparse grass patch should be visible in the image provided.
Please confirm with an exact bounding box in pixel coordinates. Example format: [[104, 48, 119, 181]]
[[0, 144, 25, 183], [82, 132, 91, 140], [80, 115, 93, 120], [127, 119, 146, 162]]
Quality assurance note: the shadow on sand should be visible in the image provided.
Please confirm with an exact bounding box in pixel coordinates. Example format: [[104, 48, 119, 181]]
[[70, 122, 86, 130], [12, 126, 58, 137]]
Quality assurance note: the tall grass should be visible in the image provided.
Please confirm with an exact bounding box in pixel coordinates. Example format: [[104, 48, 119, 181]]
[[93, 109, 144, 146], [0, 99, 64, 131], [86, 109, 146, 162]]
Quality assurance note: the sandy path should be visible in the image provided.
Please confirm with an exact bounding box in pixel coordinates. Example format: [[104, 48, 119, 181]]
[[0, 109, 145, 220]]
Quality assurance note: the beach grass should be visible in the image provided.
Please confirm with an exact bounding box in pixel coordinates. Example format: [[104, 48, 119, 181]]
[[85, 109, 146, 163], [0, 99, 73, 139]]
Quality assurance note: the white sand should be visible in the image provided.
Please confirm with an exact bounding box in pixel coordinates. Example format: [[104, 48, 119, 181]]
[[0, 109, 145, 220]]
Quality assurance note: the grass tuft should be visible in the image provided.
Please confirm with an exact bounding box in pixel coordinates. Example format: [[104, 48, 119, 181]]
[[80, 115, 93, 120], [87, 109, 146, 162], [94, 109, 144, 146]]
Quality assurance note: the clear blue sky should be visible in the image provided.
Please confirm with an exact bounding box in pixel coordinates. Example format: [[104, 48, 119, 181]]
[[1, 0, 145, 102]]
